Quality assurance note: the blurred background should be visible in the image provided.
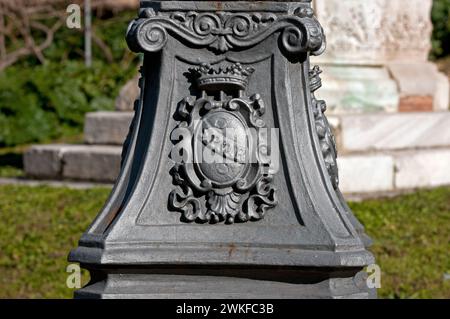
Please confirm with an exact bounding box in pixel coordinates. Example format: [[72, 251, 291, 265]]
[[0, 0, 448, 298]]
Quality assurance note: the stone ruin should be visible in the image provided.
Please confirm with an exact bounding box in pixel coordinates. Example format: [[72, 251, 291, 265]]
[[24, 0, 450, 195]]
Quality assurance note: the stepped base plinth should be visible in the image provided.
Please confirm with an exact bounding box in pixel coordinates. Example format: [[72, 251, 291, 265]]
[[75, 267, 377, 299]]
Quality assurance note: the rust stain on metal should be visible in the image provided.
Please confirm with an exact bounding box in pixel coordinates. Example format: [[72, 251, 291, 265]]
[[228, 243, 236, 258], [215, 1, 223, 11]]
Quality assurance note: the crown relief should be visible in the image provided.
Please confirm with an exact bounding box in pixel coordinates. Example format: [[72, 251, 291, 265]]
[[194, 63, 255, 91]]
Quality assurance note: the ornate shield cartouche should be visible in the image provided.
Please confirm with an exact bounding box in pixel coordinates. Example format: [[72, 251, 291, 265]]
[[169, 63, 277, 224]]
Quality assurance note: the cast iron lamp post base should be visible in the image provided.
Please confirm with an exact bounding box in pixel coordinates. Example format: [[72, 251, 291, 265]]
[[69, 1, 376, 299]]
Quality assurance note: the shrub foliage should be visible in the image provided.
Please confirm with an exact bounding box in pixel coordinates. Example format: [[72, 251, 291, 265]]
[[0, 11, 139, 146], [431, 0, 450, 58]]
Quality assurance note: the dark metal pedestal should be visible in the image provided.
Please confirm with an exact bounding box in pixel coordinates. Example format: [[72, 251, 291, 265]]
[[69, 0, 376, 299]]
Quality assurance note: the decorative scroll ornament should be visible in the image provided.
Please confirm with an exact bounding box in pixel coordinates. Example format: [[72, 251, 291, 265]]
[[169, 63, 277, 224], [309, 65, 339, 189], [127, 7, 325, 56]]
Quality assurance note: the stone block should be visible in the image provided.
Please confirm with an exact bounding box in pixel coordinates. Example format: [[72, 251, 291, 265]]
[[399, 96, 433, 112], [434, 72, 450, 111], [388, 63, 438, 96], [62, 145, 122, 183], [314, 65, 399, 113], [394, 149, 450, 189], [314, 0, 433, 65], [339, 112, 450, 153], [388, 62, 449, 111], [337, 155, 394, 193], [115, 75, 140, 111], [24, 145, 67, 179], [84, 112, 134, 145]]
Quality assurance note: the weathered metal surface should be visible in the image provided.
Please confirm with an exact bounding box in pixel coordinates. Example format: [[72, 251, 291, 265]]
[[69, 1, 375, 299]]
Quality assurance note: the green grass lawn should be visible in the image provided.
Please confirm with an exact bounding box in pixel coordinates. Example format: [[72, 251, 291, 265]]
[[0, 185, 449, 298]]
